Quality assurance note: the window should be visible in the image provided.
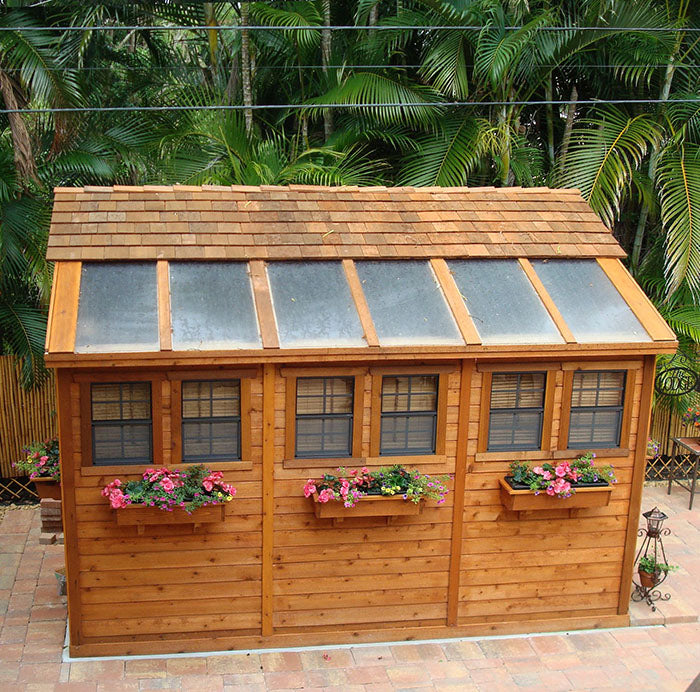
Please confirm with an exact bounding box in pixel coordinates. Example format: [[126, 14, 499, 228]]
[[295, 377, 354, 458], [380, 375, 438, 455], [568, 371, 626, 448], [182, 380, 241, 461], [487, 372, 546, 451], [91, 383, 152, 466]]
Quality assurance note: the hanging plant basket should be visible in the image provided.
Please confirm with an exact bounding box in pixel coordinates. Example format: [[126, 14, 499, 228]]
[[311, 492, 423, 525], [32, 477, 62, 500], [115, 503, 226, 534], [499, 477, 613, 517]]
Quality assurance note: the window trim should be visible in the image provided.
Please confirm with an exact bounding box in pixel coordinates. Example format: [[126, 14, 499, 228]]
[[283, 368, 364, 465], [369, 370, 449, 458], [79, 374, 163, 472], [170, 371, 254, 469], [476, 366, 556, 458], [559, 365, 637, 452]]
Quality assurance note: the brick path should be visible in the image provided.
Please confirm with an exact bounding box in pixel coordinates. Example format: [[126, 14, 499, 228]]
[[0, 485, 698, 691]]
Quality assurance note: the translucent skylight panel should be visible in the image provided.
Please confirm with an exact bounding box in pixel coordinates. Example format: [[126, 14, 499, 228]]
[[355, 261, 463, 346], [447, 259, 563, 345], [267, 261, 365, 348], [169, 262, 261, 350], [75, 263, 159, 353], [531, 259, 651, 343]]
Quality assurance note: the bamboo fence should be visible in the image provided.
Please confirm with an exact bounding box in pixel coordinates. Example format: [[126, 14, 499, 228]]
[[0, 356, 57, 478]]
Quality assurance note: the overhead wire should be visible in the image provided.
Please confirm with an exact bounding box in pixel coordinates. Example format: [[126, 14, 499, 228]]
[[1, 24, 699, 32], [2, 98, 699, 115]]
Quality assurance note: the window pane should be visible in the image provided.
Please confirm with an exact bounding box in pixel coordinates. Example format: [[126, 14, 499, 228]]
[[488, 411, 543, 450], [183, 420, 240, 460], [268, 262, 364, 348], [380, 414, 436, 455], [571, 371, 625, 407], [381, 376, 438, 413], [490, 373, 546, 410], [355, 261, 463, 346], [182, 381, 240, 419], [296, 378, 353, 415], [448, 259, 563, 345], [170, 262, 261, 350], [76, 263, 159, 352], [93, 423, 151, 465], [532, 260, 650, 342], [569, 410, 622, 447], [296, 417, 352, 457], [92, 383, 151, 421]]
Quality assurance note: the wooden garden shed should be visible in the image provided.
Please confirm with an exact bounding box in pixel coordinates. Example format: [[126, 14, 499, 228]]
[[45, 184, 677, 657]]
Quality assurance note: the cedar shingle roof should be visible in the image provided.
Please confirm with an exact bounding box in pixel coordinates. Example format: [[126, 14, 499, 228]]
[[46, 184, 625, 261]]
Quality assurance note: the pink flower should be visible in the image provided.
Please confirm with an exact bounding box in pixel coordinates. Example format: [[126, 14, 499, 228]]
[[533, 466, 545, 476], [317, 488, 334, 503], [303, 480, 317, 498], [40, 455, 49, 462], [203, 480, 214, 492], [160, 477, 175, 493], [108, 488, 130, 509], [542, 471, 553, 480], [101, 479, 122, 498]]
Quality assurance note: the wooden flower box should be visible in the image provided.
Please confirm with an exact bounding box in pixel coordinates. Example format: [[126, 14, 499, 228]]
[[32, 477, 61, 500], [499, 477, 613, 518], [115, 503, 226, 534], [311, 493, 423, 525]]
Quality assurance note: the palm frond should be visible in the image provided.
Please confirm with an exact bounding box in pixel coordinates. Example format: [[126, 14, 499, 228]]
[[557, 107, 662, 227]]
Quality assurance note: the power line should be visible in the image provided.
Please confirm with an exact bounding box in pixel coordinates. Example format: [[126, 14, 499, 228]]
[[3, 63, 700, 72], [2, 98, 699, 115], [1, 24, 699, 33]]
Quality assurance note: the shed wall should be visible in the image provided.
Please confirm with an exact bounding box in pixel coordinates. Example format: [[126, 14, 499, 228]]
[[58, 356, 651, 656]]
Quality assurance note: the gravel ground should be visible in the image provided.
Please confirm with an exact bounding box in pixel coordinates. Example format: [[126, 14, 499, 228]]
[[0, 501, 37, 524]]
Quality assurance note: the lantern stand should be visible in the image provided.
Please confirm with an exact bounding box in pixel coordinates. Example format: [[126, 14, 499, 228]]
[[631, 507, 672, 610]]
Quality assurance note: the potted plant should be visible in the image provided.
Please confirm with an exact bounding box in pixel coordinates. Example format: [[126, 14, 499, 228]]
[[103, 465, 236, 533], [682, 406, 700, 432], [303, 465, 450, 522], [638, 555, 678, 588], [500, 452, 616, 512], [646, 438, 661, 460], [14, 438, 61, 500]]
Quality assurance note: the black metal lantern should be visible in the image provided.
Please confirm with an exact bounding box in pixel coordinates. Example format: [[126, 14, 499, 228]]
[[643, 507, 668, 537]]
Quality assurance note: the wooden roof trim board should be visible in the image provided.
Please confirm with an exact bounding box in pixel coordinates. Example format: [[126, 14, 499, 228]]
[[517, 258, 576, 344], [47, 261, 81, 354], [46, 184, 628, 262], [596, 258, 677, 342], [429, 258, 481, 345], [156, 260, 172, 351], [248, 260, 280, 349], [342, 259, 380, 347]]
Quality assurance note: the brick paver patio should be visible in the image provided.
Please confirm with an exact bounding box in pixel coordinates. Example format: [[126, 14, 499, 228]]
[[0, 484, 698, 691]]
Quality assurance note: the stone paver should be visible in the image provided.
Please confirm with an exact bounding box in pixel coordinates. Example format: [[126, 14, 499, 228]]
[[0, 484, 698, 690]]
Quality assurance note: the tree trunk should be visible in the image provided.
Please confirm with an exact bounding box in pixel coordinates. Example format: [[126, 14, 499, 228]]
[[631, 61, 676, 268], [558, 85, 578, 174], [0, 69, 38, 186], [321, 0, 333, 141], [240, 2, 253, 136], [204, 2, 218, 71], [369, 4, 378, 26], [545, 76, 555, 171]]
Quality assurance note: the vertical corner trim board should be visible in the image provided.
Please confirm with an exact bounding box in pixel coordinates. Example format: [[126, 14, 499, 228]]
[[617, 354, 656, 614], [261, 363, 275, 636]]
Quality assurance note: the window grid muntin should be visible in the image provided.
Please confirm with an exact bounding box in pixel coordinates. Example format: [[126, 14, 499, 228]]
[[91, 382, 152, 466], [295, 377, 354, 458], [182, 380, 241, 462], [380, 375, 438, 455], [568, 371, 626, 449], [487, 372, 546, 452]]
